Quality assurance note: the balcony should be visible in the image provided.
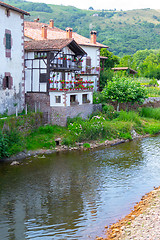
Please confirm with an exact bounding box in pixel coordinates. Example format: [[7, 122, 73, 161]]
[[50, 54, 82, 71], [80, 66, 101, 75], [49, 78, 94, 92]]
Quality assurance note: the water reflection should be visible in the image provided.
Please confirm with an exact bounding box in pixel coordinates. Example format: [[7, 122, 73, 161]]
[[0, 136, 160, 239]]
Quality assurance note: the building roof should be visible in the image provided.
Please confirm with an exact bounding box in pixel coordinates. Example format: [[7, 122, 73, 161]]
[[24, 38, 86, 56], [100, 56, 108, 60], [112, 67, 138, 74], [0, 1, 30, 15], [24, 21, 108, 48]]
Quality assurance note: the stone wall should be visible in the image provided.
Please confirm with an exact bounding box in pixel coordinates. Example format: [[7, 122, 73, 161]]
[[26, 93, 160, 126], [25, 92, 102, 126], [0, 112, 48, 134], [50, 104, 102, 126], [25, 92, 50, 113], [110, 97, 160, 111], [0, 87, 23, 115]]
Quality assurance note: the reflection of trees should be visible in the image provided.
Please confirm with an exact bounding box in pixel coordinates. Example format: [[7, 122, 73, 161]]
[[0, 151, 102, 239], [0, 138, 147, 239], [100, 139, 144, 169]]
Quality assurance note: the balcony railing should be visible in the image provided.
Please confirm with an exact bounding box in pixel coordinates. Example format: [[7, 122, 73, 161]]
[[80, 66, 101, 75], [49, 79, 94, 91], [50, 54, 83, 71]]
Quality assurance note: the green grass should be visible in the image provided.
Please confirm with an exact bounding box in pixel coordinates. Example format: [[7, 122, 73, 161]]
[[146, 87, 160, 97], [2, 108, 160, 159], [140, 107, 160, 120]]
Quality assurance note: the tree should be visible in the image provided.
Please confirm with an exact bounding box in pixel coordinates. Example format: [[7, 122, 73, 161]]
[[99, 69, 114, 91], [99, 49, 119, 90], [118, 55, 136, 69], [100, 49, 119, 69], [89, 6, 94, 10], [102, 77, 147, 111]]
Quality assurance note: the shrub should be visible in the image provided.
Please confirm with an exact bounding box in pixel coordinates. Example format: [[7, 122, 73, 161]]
[[102, 104, 119, 120], [62, 136, 75, 146], [102, 77, 147, 111], [67, 115, 83, 125], [83, 143, 91, 148], [0, 131, 9, 158]]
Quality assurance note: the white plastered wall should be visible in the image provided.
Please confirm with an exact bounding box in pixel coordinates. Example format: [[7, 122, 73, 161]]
[[0, 6, 25, 114]]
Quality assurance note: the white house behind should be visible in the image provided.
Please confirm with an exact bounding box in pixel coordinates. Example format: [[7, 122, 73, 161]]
[[0, 1, 29, 115]]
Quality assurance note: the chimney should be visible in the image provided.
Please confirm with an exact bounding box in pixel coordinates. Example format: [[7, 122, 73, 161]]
[[90, 30, 97, 44], [49, 19, 54, 28], [34, 18, 39, 22], [42, 25, 47, 39], [66, 27, 73, 39]]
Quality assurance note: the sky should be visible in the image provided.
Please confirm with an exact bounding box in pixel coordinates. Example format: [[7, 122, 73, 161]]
[[28, 0, 160, 10]]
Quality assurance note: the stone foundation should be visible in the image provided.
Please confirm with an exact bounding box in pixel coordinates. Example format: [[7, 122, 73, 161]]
[[0, 88, 24, 115], [25, 92, 102, 126]]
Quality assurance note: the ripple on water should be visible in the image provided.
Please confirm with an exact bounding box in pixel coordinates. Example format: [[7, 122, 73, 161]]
[[1, 136, 160, 239]]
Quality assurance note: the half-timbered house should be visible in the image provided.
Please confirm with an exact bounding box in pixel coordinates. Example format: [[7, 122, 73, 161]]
[[24, 20, 108, 92], [24, 38, 97, 108]]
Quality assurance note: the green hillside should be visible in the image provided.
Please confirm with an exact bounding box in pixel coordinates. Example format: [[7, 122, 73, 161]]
[[4, 0, 160, 56]]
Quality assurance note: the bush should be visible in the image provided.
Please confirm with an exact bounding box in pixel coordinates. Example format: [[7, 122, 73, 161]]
[[83, 143, 91, 148], [0, 131, 9, 158], [102, 77, 147, 111], [93, 92, 104, 104], [102, 104, 119, 120], [62, 136, 75, 146], [67, 115, 83, 125]]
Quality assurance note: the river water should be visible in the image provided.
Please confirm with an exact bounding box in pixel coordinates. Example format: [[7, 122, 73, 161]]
[[0, 135, 160, 240]]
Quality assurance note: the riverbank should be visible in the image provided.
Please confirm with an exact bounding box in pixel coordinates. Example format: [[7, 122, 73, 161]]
[[1, 138, 129, 163], [1, 107, 160, 162], [2, 130, 151, 163], [96, 186, 160, 240]]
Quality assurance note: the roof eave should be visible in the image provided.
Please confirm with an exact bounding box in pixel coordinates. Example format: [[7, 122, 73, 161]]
[[0, 1, 30, 15]]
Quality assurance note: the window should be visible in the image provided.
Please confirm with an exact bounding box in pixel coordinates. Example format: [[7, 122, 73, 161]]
[[4, 30, 12, 58], [40, 73, 47, 83], [70, 95, 79, 105], [55, 96, 61, 103], [6, 33, 11, 50], [6, 76, 9, 88], [3, 75, 12, 89], [82, 94, 88, 103], [5, 9, 10, 17]]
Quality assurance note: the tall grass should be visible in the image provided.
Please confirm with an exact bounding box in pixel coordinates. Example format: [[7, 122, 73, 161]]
[[116, 110, 141, 125], [140, 107, 160, 120]]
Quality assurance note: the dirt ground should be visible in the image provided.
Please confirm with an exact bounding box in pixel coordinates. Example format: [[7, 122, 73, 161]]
[[96, 186, 160, 240]]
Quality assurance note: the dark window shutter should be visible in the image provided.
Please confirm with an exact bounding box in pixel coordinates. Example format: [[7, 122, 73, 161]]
[[86, 56, 91, 67], [3, 77, 6, 89], [8, 77, 13, 89], [40, 73, 47, 83], [6, 33, 11, 49], [86, 56, 91, 73]]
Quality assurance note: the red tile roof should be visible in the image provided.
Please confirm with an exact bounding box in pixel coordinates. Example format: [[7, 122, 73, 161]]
[[112, 67, 138, 74], [24, 38, 86, 56], [24, 21, 108, 48], [0, 1, 30, 15]]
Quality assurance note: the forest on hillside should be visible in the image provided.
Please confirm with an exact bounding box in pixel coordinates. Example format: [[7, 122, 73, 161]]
[[4, 0, 160, 56]]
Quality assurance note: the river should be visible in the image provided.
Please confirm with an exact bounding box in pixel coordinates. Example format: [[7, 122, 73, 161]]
[[0, 135, 160, 240]]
